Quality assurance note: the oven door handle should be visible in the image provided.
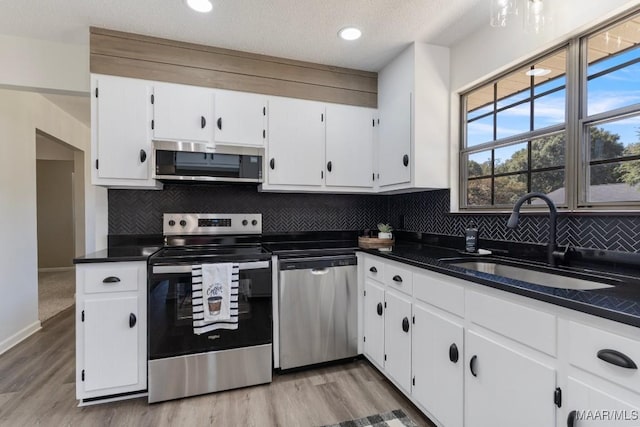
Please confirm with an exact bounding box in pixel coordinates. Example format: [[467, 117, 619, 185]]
[[152, 261, 270, 274]]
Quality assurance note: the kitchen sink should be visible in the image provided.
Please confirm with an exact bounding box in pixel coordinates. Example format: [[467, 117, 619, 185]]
[[442, 258, 617, 290]]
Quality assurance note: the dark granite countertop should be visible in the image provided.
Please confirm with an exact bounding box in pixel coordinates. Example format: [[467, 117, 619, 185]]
[[74, 246, 162, 264], [360, 242, 640, 329]]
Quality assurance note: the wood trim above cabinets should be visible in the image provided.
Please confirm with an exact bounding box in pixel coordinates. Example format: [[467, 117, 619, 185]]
[[90, 27, 377, 108]]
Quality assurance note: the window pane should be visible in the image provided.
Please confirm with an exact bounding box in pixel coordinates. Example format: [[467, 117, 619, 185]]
[[531, 170, 565, 204], [587, 118, 639, 162], [534, 89, 565, 129], [466, 85, 494, 117], [494, 174, 527, 205], [587, 62, 640, 116], [532, 132, 566, 169], [497, 102, 531, 139], [467, 151, 492, 178], [497, 89, 529, 109], [588, 160, 640, 202], [467, 178, 492, 206], [468, 104, 493, 121], [534, 75, 566, 96], [467, 114, 494, 147], [494, 142, 528, 174]]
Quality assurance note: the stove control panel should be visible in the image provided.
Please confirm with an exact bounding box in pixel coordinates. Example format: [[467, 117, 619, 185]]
[[163, 213, 262, 235]]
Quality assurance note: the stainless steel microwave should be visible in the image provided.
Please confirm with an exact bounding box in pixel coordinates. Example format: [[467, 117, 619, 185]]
[[153, 140, 263, 183]]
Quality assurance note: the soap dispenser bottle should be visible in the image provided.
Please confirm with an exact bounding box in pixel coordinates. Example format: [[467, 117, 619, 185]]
[[465, 221, 478, 253]]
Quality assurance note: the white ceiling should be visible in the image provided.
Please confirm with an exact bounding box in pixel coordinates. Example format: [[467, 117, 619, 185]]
[[1, 0, 488, 127]]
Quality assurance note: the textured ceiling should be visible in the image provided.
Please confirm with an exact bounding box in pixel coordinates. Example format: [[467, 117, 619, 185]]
[[0, 0, 485, 72]]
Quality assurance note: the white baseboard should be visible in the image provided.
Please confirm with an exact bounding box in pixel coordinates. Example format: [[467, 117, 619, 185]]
[[39, 267, 75, 273], [0, 321, 42, 356]]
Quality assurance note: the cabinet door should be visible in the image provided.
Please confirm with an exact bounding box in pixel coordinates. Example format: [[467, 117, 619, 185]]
[[566, 377, 640, 426], [378, 91, 411, 187], [466, 330, 557, 427], [153, 83, 214, 145], [412, 304, 463, 427], [214, 90, 266, 147], [384, 289, 412, 392], [363, 280, 385, 368], [94, 75, 152, 181], [83, 295, 139, 392], [325, 104, 374, 188], [267, 97, 325, 186]]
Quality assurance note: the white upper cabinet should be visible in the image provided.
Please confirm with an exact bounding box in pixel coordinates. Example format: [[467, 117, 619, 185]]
[[266, 97, 326, 186], [377, 42, 450, 191], [214, 90, 266, 147], [153, 82, 214, 146], [91, 74, 160, 188], [325, 104, 375, 188]]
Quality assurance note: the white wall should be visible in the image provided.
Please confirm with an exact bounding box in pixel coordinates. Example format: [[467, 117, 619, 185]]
[[0, 34, 89, 94], [0, 89, 106, 354], [448, 0, 640, 210]]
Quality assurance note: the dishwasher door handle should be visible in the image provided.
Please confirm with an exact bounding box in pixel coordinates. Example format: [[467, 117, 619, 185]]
[[310, 268, 330, 275]]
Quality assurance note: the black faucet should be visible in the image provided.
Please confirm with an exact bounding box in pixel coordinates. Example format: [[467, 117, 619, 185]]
[[506, 192, 562, 267]]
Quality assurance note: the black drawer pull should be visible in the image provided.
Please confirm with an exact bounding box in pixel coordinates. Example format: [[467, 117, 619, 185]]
[[470, 355, 478, 377], [376, 302, 383, 316], [102, 276, 121, 284], [327, 161, 332, 172], [449, 343, 459, 363], [403, 154, 409, 167], [201, 116, 206, 129], [392, 275, 403, 283], [567, 410, 576, 427], [402, 317, 410, 333], [269, 158, 275, 170], [129, 313, 137, 328], [597, 349, 638, 369], [217, 117, 222, 130], [369, 266, 377, 273], [139, 149, 147, 163]]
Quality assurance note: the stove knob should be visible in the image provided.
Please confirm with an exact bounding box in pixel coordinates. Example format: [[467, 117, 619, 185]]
[[168, 220, 176, 226], [252, 219, 258, 226], [242, 219, 248, 226], [180, 220, 187, 227]]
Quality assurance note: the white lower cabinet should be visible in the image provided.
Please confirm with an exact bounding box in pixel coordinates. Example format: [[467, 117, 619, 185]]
[[566, 376, 640, 426], [363, 280, 385, 368], [76, 261, 147, 402], [384, 290, 413, 393], [465, 330, 557, 427], [412, 304, 464, 427]]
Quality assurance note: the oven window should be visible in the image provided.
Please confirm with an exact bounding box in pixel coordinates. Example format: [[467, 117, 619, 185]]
[[149, 267, 272, 360]]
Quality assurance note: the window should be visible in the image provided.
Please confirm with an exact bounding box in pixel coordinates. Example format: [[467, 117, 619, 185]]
[[462, 49, 568, 208], [460, 8, 640, 210]]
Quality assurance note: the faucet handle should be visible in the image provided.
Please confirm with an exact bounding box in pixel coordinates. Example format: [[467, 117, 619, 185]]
[[552, 243, 574, 265]]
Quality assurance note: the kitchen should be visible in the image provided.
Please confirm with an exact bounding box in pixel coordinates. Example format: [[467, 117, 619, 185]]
[[1, 0, 640, 426]]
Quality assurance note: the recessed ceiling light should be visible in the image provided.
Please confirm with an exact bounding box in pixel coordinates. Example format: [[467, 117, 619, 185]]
[[185, 0, 213, 13], [526, 68, 551, 76], [338, 27, 362, 41]]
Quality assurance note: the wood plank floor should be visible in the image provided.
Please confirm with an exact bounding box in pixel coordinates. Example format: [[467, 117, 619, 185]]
[[0, 307, 436, 427]]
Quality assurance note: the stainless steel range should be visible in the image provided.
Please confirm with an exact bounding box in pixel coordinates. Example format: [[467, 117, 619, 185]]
[[147, 213, 272, 403]]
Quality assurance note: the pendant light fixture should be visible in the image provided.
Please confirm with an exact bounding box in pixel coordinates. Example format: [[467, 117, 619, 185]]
[[490, 0, 519, 28], [524, 0, 546, 33], [490, 0, 548, 33]]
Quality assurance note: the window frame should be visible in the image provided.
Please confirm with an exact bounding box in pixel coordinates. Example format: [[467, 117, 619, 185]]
[[459, 7, 640, 212]]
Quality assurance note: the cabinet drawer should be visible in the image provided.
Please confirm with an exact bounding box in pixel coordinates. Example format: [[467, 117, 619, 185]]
[[467, 291, 557, 356], [384, 263, 413, 295], [364, 257, 384, 282], [413, 270, 464, 317], [569, 321, 640, 394], [82, 263, 142, 294]]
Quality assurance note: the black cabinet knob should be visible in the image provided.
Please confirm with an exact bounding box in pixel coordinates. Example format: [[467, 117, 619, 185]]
[[369, 266, 377, 273], [140, 149, 147, 163], [597, 349, 638, 369], [180, 220, 187, 227], [201, 116, 206, 129], [217, 117, 222, 130], [168, 220, 176, 226], [102, 276, 121, 284], [376, 302, 383, 316], [403, 154, 409, 167], [470, 355, 478, 377], [449, 343, 459, 363], [129, 313, 137, 328], [252, 219, 258, 226], [327, 161, 332, 172], [242, 219, 248, 226], [392, 275, 403, 283], [402, 317, 410, 333], [270, 158, 275, 170]]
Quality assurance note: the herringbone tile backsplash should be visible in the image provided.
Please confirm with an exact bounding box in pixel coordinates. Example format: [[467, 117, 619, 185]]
[[109, 186, 640, 252]]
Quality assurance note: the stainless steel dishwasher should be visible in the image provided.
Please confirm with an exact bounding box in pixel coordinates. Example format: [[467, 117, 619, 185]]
[[278, 254, 358, 370]]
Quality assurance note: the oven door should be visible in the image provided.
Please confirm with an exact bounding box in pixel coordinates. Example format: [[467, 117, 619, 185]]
[[148, 260, 272, 360]]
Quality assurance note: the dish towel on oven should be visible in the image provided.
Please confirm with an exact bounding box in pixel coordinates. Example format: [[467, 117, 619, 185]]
[[192, 263, 239, 335]]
